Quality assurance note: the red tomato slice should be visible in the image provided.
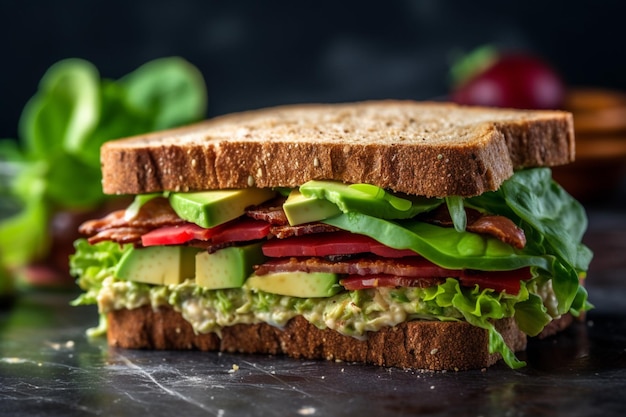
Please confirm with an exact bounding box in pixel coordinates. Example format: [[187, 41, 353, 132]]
[[141, 223, 215, 246], [262, 231, 418, 258], [141, 218, 271, 247], [211, 218, 271, 244]]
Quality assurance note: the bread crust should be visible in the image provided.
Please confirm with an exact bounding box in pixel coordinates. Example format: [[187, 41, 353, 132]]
[[107, 306, 528, 370], [100, 101, 574, 197]]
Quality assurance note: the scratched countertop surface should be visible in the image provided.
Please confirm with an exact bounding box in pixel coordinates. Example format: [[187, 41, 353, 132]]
[[1, 206, 625, 417]]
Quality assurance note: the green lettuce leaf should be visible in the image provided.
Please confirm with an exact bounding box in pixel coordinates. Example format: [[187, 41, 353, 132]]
[[69, 239, 131, 305], [513, 292, 552, 336], [424, 279, 534, 369], [468, 167, 592, 315]]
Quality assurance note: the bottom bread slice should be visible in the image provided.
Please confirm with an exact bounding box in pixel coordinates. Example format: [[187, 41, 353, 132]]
[[107, 306, 530, 370]]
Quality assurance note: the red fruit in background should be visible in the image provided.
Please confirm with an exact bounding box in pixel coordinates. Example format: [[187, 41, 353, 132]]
[[451, 49, 565, 109]]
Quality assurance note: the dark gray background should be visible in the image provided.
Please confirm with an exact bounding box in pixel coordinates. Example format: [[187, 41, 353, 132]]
[[1, 0, 625, 139]]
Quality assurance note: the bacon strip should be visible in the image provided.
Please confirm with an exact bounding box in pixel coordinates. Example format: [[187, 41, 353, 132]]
[[254, 256, 450, 280], [247, 197, 341, 237], [246, 197, 288, 225], [420, 206, 526, 249], [469, 216, 526, 249], [79, 197, 186, 245], [270, 223, 340, 239], [86, 227, 153, 245]]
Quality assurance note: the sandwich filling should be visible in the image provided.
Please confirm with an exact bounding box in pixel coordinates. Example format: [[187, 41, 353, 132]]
[[71, 167, 592, 369]]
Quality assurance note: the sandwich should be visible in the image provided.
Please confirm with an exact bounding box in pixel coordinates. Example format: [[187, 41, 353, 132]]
[[70, 100, 593, 371]]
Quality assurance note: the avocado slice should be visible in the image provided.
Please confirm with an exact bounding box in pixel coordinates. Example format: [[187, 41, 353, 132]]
[[283, 190, 342, 225], [115, 246, 199, 285], [169, 188, 276, 228], [299, 180, 442, 219], [196, 243, 266, 289], [245, 271, 340, 298]]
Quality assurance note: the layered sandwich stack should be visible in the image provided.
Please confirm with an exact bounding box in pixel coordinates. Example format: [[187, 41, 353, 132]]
[[71, 101, 592, 370]]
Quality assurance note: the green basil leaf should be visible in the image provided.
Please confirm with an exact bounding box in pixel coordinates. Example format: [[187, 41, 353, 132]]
[[0, 262, 13, 295], [0, 141, 27, 215], [44, 153, 104, 208], [11, 159, 47, 203], [76, 80, 153, 168], [323, 212, 553, 271], [2, 57, 209, 272], [501, 168, 592, 270], [0, 197, 49, 267], [19, 59, 100, 159], [120, 57, 207, 130], [0, 139, 25, 162], [469, 168, 592, 271], [445, 196, 466, 232], [468, 167, 593, 315]]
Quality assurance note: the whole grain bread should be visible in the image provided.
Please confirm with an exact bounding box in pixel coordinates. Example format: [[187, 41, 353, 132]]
[[100, 100, 574, 197], [107, 306, 529, 370]]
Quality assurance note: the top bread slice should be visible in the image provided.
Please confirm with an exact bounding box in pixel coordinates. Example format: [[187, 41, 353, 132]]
[[100, 100, 575, 197]]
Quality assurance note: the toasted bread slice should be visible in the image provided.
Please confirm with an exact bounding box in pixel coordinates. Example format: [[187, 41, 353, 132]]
[[101, 101, 574, 197], [107, 306, 529, 371]]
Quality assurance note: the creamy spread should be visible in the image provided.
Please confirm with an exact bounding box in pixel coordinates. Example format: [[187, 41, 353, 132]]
[[96, 277, 468, 338]]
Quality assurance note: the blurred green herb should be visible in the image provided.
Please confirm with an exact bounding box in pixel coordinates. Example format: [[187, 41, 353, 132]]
[[0, 57, 207, 270], [449, 45, 498, 87]]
